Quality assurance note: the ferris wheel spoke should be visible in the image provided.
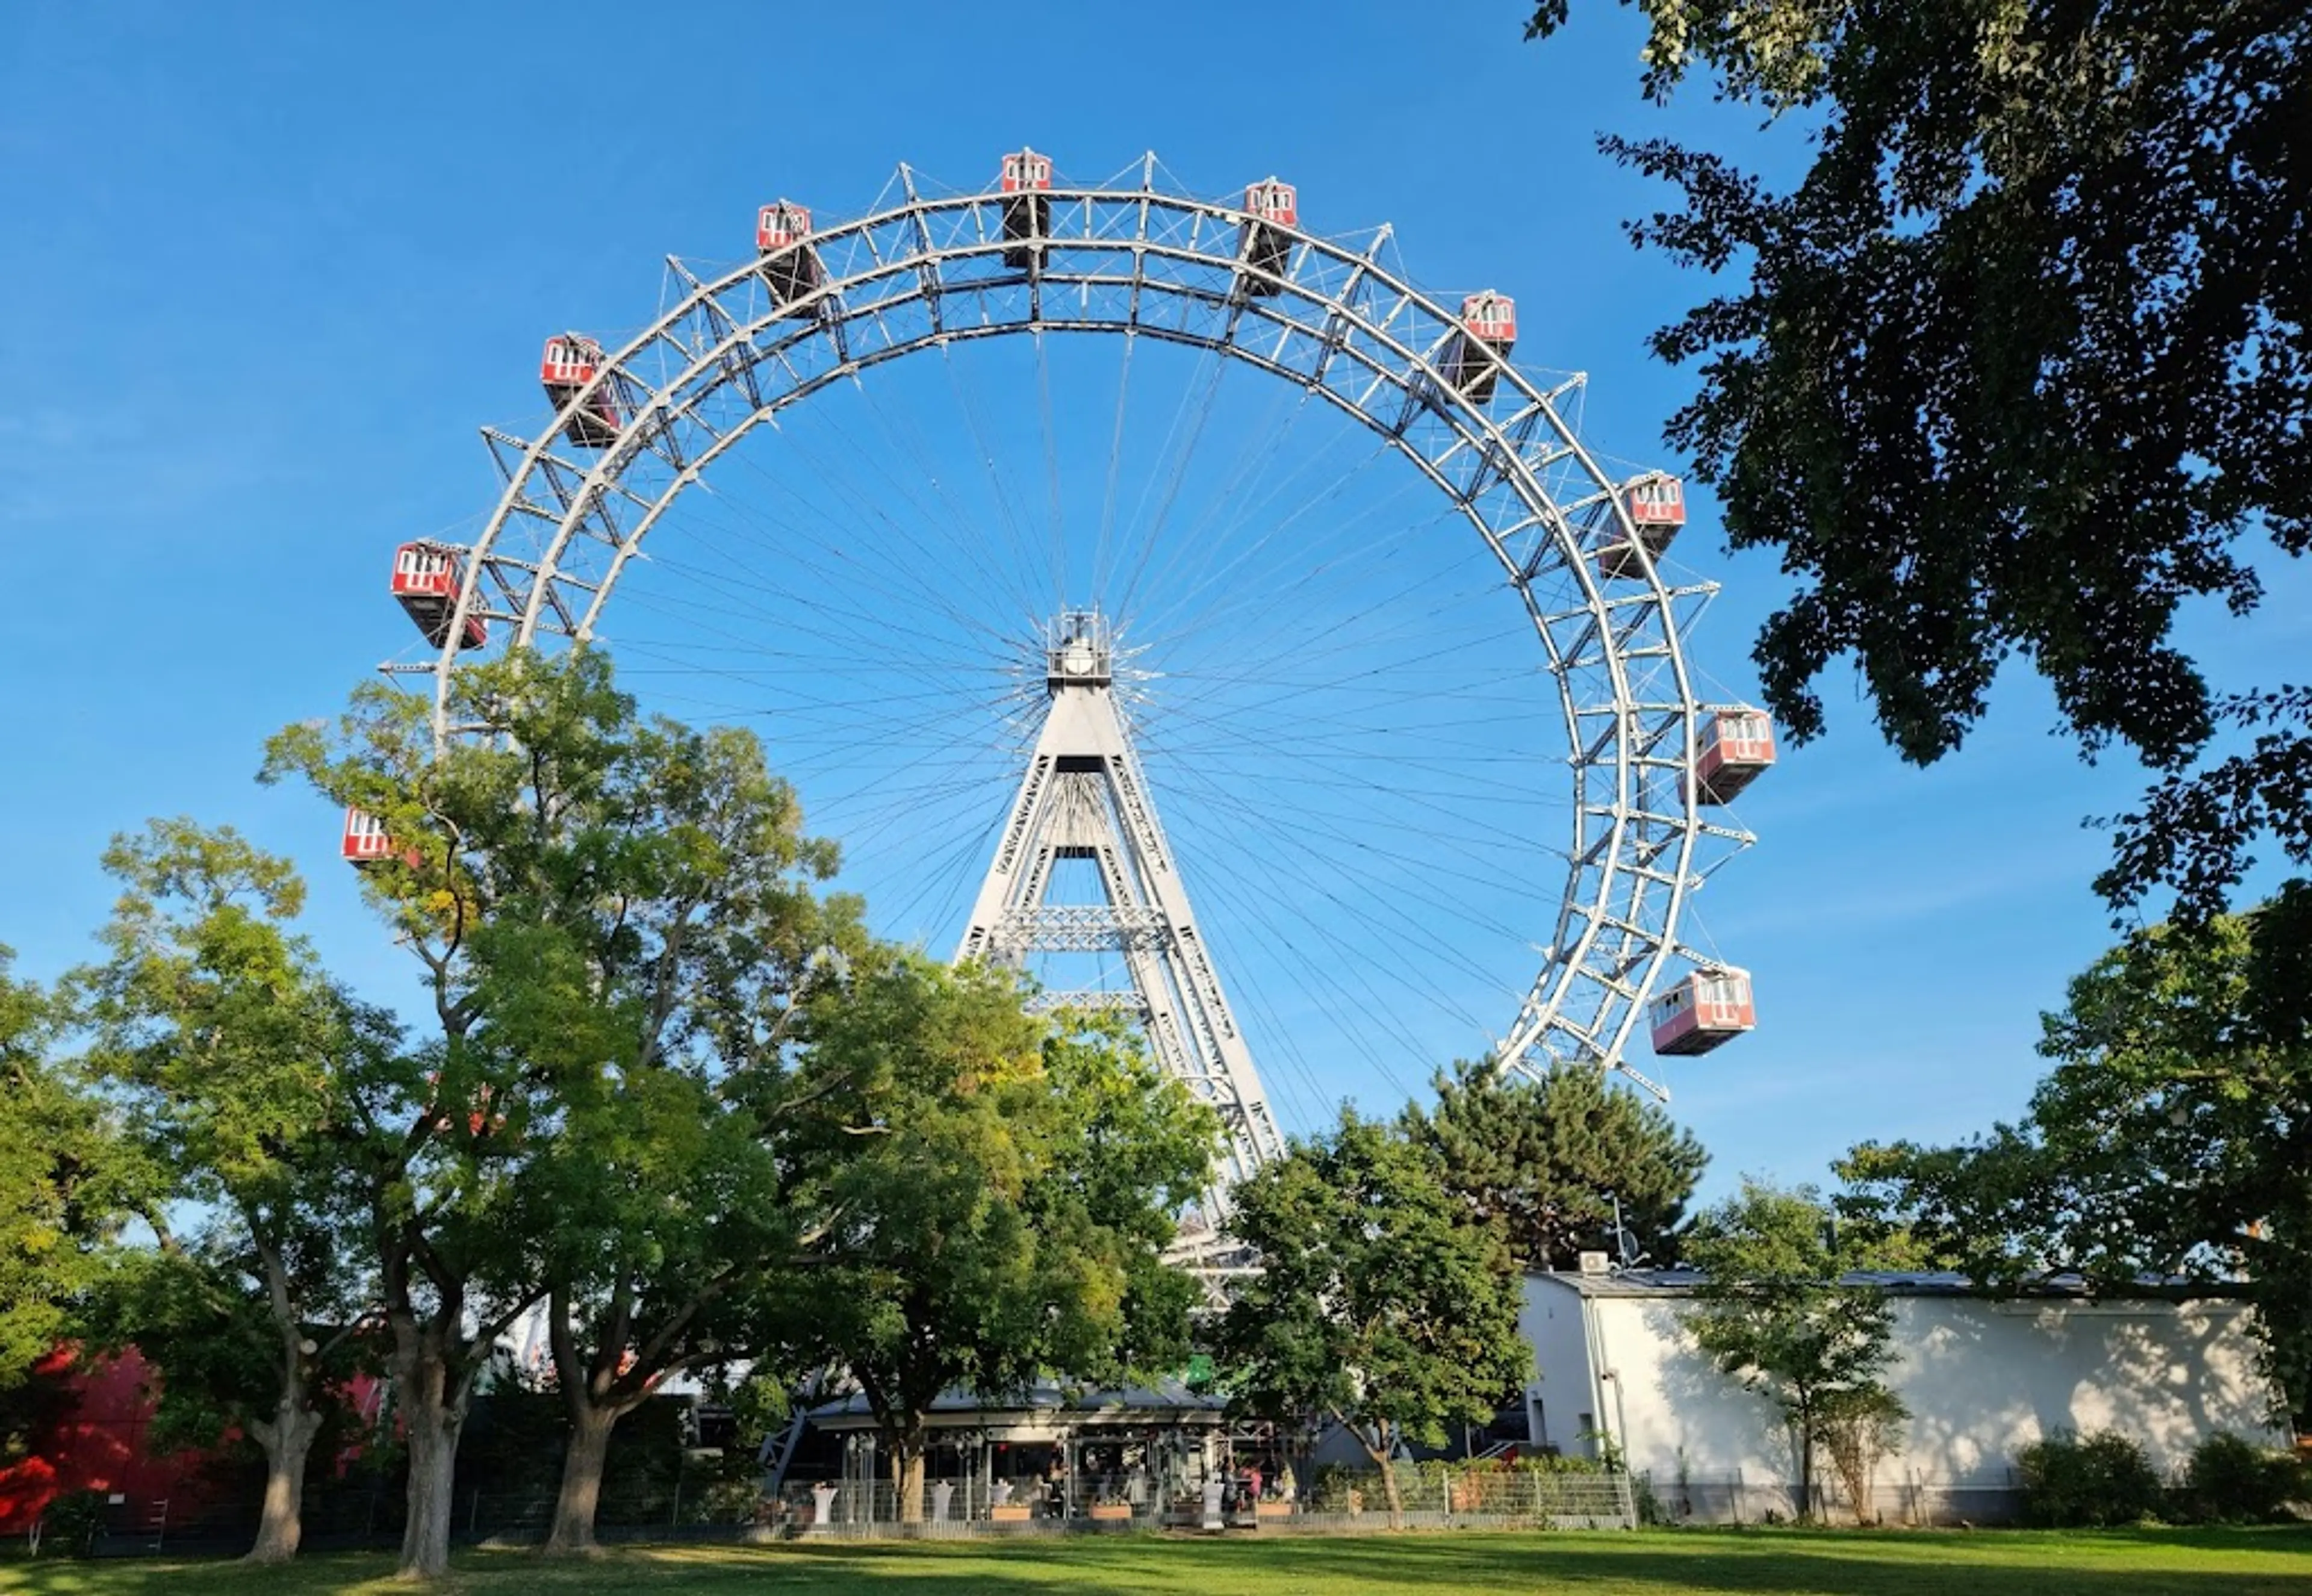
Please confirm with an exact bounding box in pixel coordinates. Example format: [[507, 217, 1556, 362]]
[[1158, 760, 1543, 993]]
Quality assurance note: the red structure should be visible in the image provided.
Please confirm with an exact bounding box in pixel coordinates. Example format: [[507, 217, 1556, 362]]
[[1689, 709, 1776, 804], [341, 807, 394, 865], [1597, 473, 1687, 579], [755, 200, 822, 309], [390, 542, 486, 650], [1239, 179, 1297, 296], [539, 334, 621, 449], [999, 149, 1053, 269], [1648, 967, 1756, 1056], [0, 1349, 222, 1538], [1443, 291, 1516, 404]]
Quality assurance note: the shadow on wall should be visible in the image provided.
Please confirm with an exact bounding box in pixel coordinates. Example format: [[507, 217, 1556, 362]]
[[1893, 1299, 2285, 1486], [1641, 1302, 1803, 1514]]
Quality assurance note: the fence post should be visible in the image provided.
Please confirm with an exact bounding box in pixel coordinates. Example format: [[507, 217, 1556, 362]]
[[1732, 1467, 1745, 1527], [468, 1489, 480, 1538]]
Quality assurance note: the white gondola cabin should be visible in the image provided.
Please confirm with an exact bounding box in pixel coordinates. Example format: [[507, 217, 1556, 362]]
[[999, 149, 1052, 269], [1443, 291, 1516, 405], [539, 334, 621, 449], [755, 200, 822, 309], [1689, 709, 1777, 804], [1238, 179, 1297, 297], [1649, 967, 1756, 1056], [390, 542, 487, 650], [1597, 473, 1688, 579]]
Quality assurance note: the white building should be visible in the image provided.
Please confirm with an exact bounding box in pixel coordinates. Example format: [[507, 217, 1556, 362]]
[[1520, 1268, 2292, 1523]]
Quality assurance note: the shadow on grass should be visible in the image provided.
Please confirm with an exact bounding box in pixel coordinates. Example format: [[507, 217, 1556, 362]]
[[4, 1527, 2311, 1596]]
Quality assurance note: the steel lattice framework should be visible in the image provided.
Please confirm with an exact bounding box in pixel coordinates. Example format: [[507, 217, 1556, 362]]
[[399, 155, 1753, 1099]]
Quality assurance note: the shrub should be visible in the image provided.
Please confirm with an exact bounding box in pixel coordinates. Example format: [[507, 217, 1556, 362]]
[[35, 1490, 107, 1558], [2015, 1429, 2165, 1527], [2183, 1431, 2301, 1523]]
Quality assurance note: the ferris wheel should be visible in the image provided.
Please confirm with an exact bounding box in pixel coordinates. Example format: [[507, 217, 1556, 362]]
[[361, 150, 1773, 1181]]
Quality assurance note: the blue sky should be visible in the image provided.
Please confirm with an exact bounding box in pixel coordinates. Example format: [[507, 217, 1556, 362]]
[[4, 2, 2301, 1203]]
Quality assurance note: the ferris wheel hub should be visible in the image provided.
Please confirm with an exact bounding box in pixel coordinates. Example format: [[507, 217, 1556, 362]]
[[1043, 609, 1115, 691]]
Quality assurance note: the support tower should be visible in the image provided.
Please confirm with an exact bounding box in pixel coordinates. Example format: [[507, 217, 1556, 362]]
[[959, 613, 1285, 1211]]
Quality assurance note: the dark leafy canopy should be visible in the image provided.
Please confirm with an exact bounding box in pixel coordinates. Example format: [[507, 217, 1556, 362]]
[[1214, 1110, 1529, 1521], [1407, 1058, 1707, 1268], [1840, 893, 2312, 1404], [1527, 1, 2311, 923]]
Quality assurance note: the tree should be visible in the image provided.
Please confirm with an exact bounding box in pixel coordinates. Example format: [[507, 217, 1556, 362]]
[[263, 656, 615, 1578], [1406, 1058, 1707, 1268], [1524, 1, 2311, 934], [267, 647, 883, 1568], [1214, 1110, 1530, 1528], [402, 670, 857, 1556], [0, 954, 121, 1399], [76, 821, 390, 1563], [786, 952, 1215, 1522], [1682, 1179, 1906, 1521], [1841, 895, 2312, 1406]]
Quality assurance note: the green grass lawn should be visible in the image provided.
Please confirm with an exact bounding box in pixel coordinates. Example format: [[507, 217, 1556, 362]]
[[4, 1527, 2310, 1596]]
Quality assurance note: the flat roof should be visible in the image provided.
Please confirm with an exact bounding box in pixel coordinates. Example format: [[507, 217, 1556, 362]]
[[1528, 1267, 2246, 1300], [807, 1378, 1227, 1427]]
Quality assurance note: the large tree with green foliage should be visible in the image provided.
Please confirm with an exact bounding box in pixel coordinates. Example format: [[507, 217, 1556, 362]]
[[788, 952, 1215, 1521], [77, 821, 391, 1563], [1214, 1110, 1529, 1528], [267, 646, 875, 1563], [263, 654, 620, 1577], [1842, 893, 2312, 1408], [0, 954, 121, 1402], [1525, 1, 2309, 940], [1407, 1058, 1707, 1269], [382, 659, 858, 1556], [1682, 1179, 1909, 1520]]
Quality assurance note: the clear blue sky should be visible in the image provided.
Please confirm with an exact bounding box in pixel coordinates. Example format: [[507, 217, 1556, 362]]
[[4, 2, 2300, 1203]]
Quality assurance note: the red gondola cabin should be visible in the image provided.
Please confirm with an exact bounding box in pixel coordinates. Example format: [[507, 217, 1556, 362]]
[[539, 334, 621, 449], [342, 807, 394, 865], [342, 808, 420, 869], [1689, 709, 1776, 804], [1649, 967, 1756, 1056], [1239, 179, 1297, 296], [756, 200, 822, 309], [1443, 291, 1515, 405], [390, 542, 487, 650], [1597, 473, 1687, 579], [999, 149, 1053, 270]]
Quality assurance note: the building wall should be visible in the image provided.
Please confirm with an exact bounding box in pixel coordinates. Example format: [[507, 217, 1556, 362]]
[[1517, 1275, 1601, 1457], [1535, 1281, 2292, 1498]]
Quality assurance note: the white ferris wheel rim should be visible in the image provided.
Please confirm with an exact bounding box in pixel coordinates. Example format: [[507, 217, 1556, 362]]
[[410, 152, 1752, 1098]]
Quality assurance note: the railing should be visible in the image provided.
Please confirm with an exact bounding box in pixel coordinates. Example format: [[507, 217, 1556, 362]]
[[1637, 1473, 2027, 1527], [774, 1471, 1638, 1538]]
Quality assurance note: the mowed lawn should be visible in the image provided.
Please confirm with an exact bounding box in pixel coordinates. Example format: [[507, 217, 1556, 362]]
[[5, 1528, 2312, 1596]]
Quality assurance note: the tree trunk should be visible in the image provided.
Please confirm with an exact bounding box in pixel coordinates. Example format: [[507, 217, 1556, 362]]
[[895, 1433, 927, 1523], [243, 1403, 322, 1565], [396, 1352, 464, 1580], [542, 1401, 621, 1556], [1795, 1410, 1815, 1524], [1349, 1420, 1404, 1531]]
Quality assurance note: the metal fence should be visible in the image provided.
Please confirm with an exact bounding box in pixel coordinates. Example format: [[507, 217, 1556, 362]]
[[40, 1469, 1642, 1557], [775, 1470, 1638, 1538], [1639, 1474, 2025, 1527]]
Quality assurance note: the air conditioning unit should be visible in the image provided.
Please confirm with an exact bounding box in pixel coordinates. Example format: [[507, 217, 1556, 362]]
[[1576, 1250, 1611, 1276]]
